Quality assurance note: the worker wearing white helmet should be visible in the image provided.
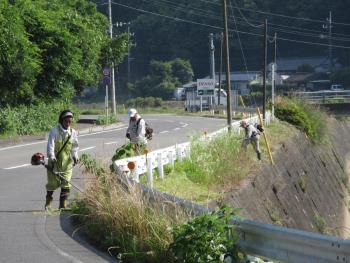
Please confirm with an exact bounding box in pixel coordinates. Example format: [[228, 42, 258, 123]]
[[126, 108, 147, 155]]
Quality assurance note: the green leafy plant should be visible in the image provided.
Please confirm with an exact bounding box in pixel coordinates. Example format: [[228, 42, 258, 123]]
[[275, 97, 327, 144], [313, 214, 328, 234], [170, 206, 241, 262], [112, 143, 135, 161]]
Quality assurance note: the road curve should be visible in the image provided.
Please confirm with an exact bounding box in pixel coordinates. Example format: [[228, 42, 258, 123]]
[[0, 114, 226, 262]]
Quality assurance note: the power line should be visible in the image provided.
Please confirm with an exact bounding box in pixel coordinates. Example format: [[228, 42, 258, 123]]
[[195, 0, 350, 27], [229, 0, 249, 72], [111, 1, 350, 49], [140, 0, 350, 41]]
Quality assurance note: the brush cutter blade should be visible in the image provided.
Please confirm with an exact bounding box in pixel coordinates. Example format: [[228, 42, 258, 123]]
[[31, 153, 45, 165]]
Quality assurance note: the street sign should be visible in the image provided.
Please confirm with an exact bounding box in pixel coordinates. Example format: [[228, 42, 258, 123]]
[[197, 78, 215, 96], [103, 68, 110, 76]]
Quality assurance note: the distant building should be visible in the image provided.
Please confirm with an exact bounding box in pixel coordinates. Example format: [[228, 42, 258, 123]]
[[270, 56, 340, 74], [212, 71, 261, 94]]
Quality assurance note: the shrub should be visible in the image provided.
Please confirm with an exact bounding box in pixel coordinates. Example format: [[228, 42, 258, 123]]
[[0, 101, 79, 135], [275, 97, 327, 143], [126, 97, 163, 108], [170, 206, 241, 262]]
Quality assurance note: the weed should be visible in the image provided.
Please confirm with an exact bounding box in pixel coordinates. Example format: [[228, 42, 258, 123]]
[[298, 176, 306, 192], [341, 174, 349, 186], [270, 209, 283, 226], [313, 214, 328, 234], [170, 206, 242, 262]]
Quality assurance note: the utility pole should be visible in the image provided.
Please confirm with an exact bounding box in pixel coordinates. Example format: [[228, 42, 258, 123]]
[[222, 0, 232, 132], [218, 32, 223, 106], [127, 25, 131, 85], [328, 11, 333, 74], [108, 0, 117, 115], [272, 33, 277, 121], [323, 11, 333, 74], [209, 33, 215, 108], [262, 19, 267, 120]]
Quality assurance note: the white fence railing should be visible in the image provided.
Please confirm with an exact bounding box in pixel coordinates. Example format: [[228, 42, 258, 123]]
[[113, 114, 269, 187]]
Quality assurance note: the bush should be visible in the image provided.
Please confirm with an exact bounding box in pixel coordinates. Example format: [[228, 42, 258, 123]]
[[275, 97, 327, 143], [0, 101, 79, 135], [170, 206, 241, 262], [126, 97, 163, 108]]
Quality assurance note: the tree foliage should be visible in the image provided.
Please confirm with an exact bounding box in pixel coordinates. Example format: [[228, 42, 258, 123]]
[[0, 0, 128, 107], [129, 58, 193, 99]]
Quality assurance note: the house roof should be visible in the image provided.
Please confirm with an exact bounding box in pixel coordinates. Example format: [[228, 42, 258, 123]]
[[285, 73, 315, 83], [273, 57, 329, 72], [203, 71, 261, 82]]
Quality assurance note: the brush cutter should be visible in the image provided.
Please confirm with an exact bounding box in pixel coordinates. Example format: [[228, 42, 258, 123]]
[[31, 152, 83, 193]]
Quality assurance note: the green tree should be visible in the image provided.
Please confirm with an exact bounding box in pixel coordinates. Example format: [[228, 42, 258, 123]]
[[297, 64, 314, 73], [171, 58, 194, 85], [0, 0, 128, 107], [0, 0, 41, 106], [131, 58, 193, 99]]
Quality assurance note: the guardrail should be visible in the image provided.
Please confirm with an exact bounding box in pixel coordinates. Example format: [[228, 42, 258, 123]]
[[235, 219, 350, 263], [292, 90, 350, 104], [113, 114, 266, 187]]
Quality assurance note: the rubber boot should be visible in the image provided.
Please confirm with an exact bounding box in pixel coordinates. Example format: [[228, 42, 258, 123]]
[[59, 188, 70, 209], [45, 191, 54, 210], [257, 152, 262, 161]]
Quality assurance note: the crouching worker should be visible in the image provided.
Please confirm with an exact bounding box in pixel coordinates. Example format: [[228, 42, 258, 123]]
[[240, 120, 261, 161], [126, 108, 147, 155], [45, 109, 79, 210]]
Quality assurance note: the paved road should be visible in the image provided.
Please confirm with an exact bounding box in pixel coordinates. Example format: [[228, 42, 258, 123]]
[[0, 114, 226, 263]]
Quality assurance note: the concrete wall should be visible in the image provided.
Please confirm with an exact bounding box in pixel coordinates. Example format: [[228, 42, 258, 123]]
[[222, 119, 350, 237]]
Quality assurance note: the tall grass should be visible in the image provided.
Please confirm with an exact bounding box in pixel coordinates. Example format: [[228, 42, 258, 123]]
[[174, 132, 254, 188], [72, 155, 188, 262]]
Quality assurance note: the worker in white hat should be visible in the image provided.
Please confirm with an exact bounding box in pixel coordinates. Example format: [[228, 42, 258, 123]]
[[126, 108, 147, 155], [240, 120, 261, 160]]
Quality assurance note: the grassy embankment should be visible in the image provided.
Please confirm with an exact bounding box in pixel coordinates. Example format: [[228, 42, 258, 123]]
[[142, 97, 329, 204]]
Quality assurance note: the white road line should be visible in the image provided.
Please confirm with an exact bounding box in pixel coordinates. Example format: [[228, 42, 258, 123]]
[[173, 128, 181, 131], [80, 146, 95, 152], [0, 126, 126, 151], [181, 123, 188, 127], [0, 141, 46, 152], [104, 141, 118, 145], [78, 126, 127, 137], [159, 131, 169, 134], [4, 163, 31, 170]]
